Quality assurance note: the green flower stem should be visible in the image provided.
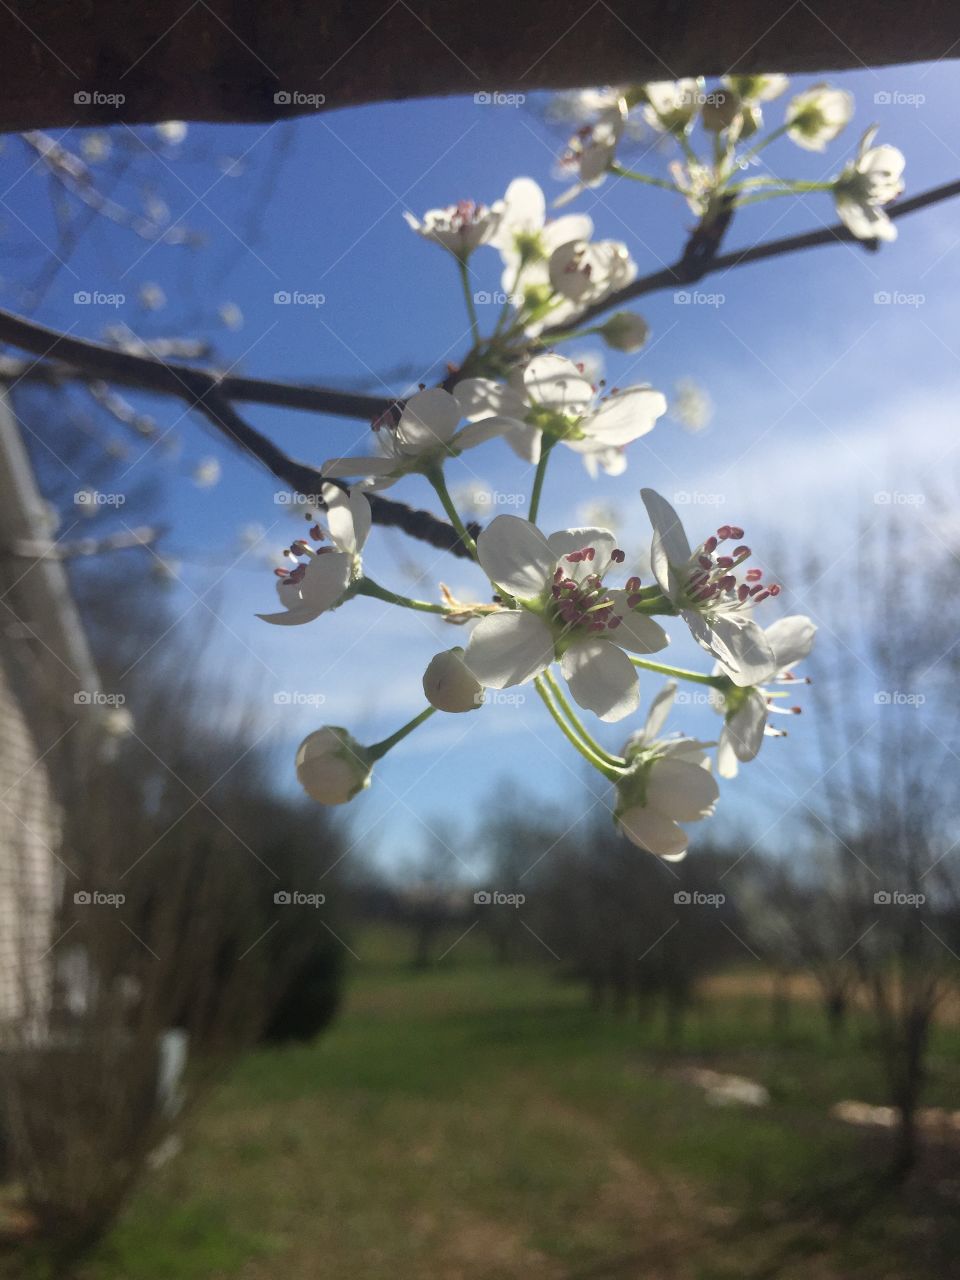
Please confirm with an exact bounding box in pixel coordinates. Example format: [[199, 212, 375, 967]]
[[368, 706, 437, 761], [543, 669, 626, 769], [426, 467, 479, 560], [458, 258, 481, 347], [734, 180, 835, 208], [735, 121, 790, 167], [357, 578, 453, 615], [528, 439, 554, 524], [534, 676, 624, 780], [629, 657, 725, 687], [609, 163, 679, 192]]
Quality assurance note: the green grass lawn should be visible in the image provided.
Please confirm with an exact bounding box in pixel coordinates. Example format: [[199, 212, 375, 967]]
[[61, 930, 960, 1279]]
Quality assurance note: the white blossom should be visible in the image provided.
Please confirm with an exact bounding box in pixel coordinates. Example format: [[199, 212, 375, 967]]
[[404, 199, 503, 260], [642, 80, 703, 133], [494, 177, 593, 299], [712, 615, 816, 777], [258, 484, 370, 626], [323, 387, 503, 490], [556, 101, 627, 204], [786, 84, 853, 151], [455, 353, 666, 468], [615, 683, 718, 859], [640, 488, 780, 686], [465, 516, 668, 722], [834, 127, 905, 242]]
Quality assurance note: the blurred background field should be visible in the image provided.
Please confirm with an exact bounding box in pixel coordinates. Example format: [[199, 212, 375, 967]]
[[49, 924, 960, 1280]]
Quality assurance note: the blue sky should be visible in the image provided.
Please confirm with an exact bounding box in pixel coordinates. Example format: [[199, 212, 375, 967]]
[[7, 61, 960, 876]]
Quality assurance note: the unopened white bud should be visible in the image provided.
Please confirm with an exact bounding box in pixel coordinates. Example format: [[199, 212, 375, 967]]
[[296, 727, 372, 804], [423, 647, 484, 713]]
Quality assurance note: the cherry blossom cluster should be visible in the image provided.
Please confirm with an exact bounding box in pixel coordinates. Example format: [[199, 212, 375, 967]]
[[255, 80, 844, 861], [555, 77, 905, 242]]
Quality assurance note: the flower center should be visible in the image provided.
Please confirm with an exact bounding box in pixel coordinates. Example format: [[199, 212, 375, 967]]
[[681, 523, 780, 615], [544, 544, 627, 646]]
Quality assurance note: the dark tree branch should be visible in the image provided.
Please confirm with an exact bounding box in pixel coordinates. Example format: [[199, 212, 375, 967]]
[[0, 175, 958, 564], [544, 178, 960, 334]]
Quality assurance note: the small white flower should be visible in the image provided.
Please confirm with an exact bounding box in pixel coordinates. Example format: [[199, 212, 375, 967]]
[[258, 484, 370, 626], [465, 515, 668, 722], [640, 488, 780, 687], [642, 80, 703, 133], [139, 282, 166, 311], [296, 727, 372, 804], [456, 354, 666, 468], [548, 87, 628, 124], [403, 198, 503, 260], [423, 647, 484, 713], [834, 127, 905, 242], [556, 100, 627, 204], [786, 83, 853, 151], [671, 378, 713, 433], [155, 121, 188, 145], [726, 74, 789, 104], [323, 387, 503, 490], [81, 132, 112, 163], [191, 457, 221, 488], [548, 238, 637, 307], [712, 615, 816, 778], [615, 683, 719, 859], [218, 301, 244, 329], [493, 177, 593, 298]]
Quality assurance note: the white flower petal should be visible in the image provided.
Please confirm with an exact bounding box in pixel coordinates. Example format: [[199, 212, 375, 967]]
[[453, 377, 527, 425], [647, 757, 719, 821], [396, 387, 462, 450], [523, 354, 593, 414], [716, 727, 740, 779], [606, 591, 670, 653], [764, 615, 817, 670], [560, 639, 639, 722], [707, 616, 777, 687], [641, 487, 691, 598], [476, 515, 555, 599], [547, 527, 616, 576], [504, 421, 543, 464], [725, 689, 768, 762], [643, 681, 677, 741], [465, 610, 554, 688], [322, 455, 399, 480], [618, 805, 689, 859], [580, 386, 667, 446]]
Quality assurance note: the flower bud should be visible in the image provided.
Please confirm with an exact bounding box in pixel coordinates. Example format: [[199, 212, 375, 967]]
[[423, 647, 483, 713], [295, 727, 372, 805], [700, 88, 741, 133], [600, 311, 650, 353]]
